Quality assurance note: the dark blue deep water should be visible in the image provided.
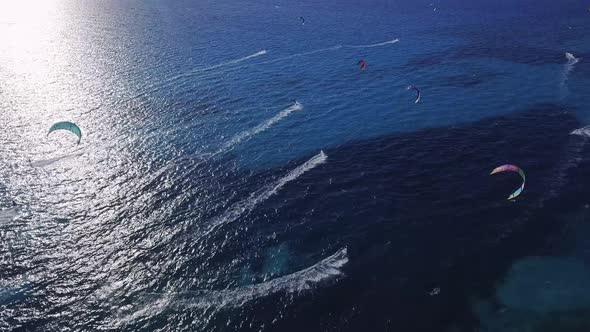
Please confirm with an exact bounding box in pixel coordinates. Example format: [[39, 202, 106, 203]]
[[3, 0, 590, 331]]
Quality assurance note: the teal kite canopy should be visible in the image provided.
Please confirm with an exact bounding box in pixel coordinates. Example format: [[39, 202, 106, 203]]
[[48, 121, 82, 144]]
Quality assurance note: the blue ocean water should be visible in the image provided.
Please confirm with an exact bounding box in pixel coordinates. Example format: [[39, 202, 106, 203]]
[[3, 0, 590, 331]]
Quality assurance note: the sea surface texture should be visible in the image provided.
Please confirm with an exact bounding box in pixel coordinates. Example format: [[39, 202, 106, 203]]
[[2, 0, 590, 331]]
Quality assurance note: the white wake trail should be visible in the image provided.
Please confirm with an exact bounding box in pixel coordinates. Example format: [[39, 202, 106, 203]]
[[212, 50, 267, 68], [141, 102, 303, 191], [175, 50, 268, 80], [259, 46, 343, 65], [152, 247, 348, 309], [343, 39, 400, 49], [121, 50, 267, 104], [146, 151, 326, 243], [113, 247, 347, 327], [259, 38, 398, 65], [205, 151, 327, 233], [31, 152, 85, 168], [560, 52, 579, 98], [219, 101, 303, 153]]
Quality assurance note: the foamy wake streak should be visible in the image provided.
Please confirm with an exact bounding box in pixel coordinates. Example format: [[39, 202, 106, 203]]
[[133, 152, 327, 279], [0, 207, 18, 224], [343, 38, 400, 49], [204, 151, 327, 234], [560, 52, 579, 98], [259, 46, 343, 65], [260, 39, 398, 65], [121, 50, 267, 104], [144, 151, 326, 244], [570, 126, 590, 138], [172, 50, 268, 82], [176, 247, 348, 309], [142, 102, 303, 189], [219, 102, 303, 153], [113, 247, 347, 327], [31, 152, 85, 168]]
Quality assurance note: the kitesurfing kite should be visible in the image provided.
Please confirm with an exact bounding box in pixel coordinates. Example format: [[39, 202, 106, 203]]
[[358, 60, 366, 71], [299, 16, 305, 25], [407, 85, 421, 103], [490, 164, 525, 200], [48, 121, 82, 144]]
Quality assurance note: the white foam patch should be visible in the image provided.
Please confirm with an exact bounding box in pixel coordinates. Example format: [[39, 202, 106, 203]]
[[205, 151, 327, 234], [570, 126, 590, 138], [566, 52, 580, 66], [156, 247, 348, 309], [219, 102, 303, 153]]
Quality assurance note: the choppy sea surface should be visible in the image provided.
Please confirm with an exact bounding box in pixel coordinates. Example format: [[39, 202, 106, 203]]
[[3, 0, 590, 331]]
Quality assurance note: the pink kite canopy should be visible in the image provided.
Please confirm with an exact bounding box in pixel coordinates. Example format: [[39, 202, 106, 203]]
[[490, 164, 526, 200]]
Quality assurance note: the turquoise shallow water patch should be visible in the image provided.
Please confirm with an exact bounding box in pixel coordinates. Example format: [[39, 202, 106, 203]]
[[497, 257, 590, 313]]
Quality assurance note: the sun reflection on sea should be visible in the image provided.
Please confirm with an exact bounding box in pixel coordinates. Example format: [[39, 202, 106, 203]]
[[0, 2, 153, 323]]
